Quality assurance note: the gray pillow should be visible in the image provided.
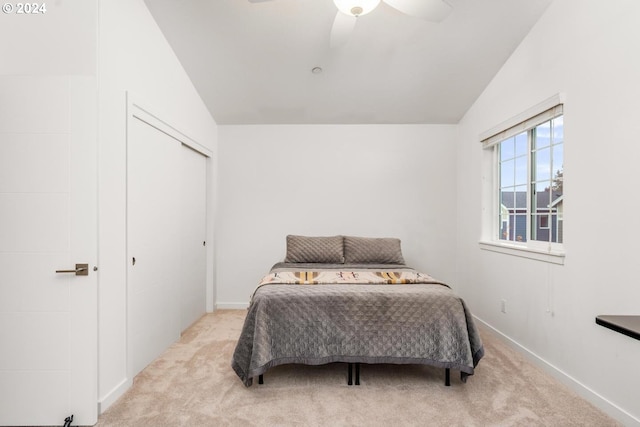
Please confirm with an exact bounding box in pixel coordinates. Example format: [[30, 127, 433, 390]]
[[343, 236, 406, 264], [284, 235, 345, 263]]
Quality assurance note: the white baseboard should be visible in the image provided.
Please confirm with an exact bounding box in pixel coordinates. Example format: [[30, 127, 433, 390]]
[[474, 316, 639, 427], [98, 377, 133, 414], [216, 302, 249, 310]]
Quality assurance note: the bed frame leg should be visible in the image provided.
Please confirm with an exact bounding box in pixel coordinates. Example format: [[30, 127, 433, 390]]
[[355, 363, 360, 385], [445, 368, 450, 386], [258, 374, 264, 385], [348, 363, 353, 385]]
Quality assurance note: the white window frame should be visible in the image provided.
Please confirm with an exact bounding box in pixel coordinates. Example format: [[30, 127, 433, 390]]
[[478, 94, 566, 265]]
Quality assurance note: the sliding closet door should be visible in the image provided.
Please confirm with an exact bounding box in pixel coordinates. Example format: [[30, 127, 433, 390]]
[[127, 117, 181, 377], [180, 145, 207, 331]]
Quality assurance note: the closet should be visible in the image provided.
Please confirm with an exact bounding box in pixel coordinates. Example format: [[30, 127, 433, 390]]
[[127, 106, 209, 377]]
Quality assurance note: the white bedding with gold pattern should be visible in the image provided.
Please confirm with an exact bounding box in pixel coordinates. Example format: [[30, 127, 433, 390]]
[[258, 269, 444, 286]]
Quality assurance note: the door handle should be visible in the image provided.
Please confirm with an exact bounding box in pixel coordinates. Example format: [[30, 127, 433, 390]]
[[56, 263, 89, 276]]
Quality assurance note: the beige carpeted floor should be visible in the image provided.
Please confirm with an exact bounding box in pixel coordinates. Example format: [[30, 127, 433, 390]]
[[96, 310, 619, 426]]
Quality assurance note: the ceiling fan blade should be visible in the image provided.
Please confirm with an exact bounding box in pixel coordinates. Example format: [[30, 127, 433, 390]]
[[383, 0, 452, 22], [330, 11, 357, 48]]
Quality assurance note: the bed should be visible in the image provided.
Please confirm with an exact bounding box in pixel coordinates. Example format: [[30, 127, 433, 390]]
[[231, 235, 484, 387]]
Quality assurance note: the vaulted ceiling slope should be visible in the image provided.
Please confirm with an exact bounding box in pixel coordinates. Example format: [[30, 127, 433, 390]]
[[145, 0, 552, 125]]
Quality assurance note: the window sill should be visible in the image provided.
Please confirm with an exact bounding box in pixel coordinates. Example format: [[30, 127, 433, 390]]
[[478, 241, 565, 265]]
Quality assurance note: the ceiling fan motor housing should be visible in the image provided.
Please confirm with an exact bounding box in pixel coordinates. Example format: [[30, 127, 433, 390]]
[[333, 0, 381, 17]]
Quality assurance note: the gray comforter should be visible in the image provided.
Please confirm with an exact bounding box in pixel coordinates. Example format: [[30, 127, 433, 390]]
[[232, 263, 484, 386]]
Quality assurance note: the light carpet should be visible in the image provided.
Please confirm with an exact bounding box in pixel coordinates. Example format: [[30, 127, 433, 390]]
[[96, 310, 619, 426]]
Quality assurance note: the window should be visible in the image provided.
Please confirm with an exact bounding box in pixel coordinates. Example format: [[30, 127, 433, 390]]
[[498, 114, 563, 244], [480, 95, 564, 260]]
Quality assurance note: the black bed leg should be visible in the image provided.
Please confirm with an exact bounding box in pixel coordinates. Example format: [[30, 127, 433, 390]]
[[355, 363, 360, 385], [258, 374, 264, 385], [445, 368, 450, 387], [348, 363, 353, 385]]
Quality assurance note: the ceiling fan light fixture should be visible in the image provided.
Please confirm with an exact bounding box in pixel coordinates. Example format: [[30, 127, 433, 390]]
[[333, 0, 381, 17]]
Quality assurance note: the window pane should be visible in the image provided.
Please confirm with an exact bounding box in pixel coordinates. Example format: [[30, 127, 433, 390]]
[[535, 180, 550, 192], [500, 159, 515, 187], [499, 191, 512, 241], [514, 156, 527, 186], [532, 214, 549, 242], [534, 122, 551, 148], [532, 211, 563, 243], [514, 214, 527, 242], [515, 132, 527, 156], [500, 138, 515, 161], [500, 190, 525, 242], [503, 213, 519, 242], [514, 185, 526, 210], [535, 189, 552, 210], [534, 147, 551, 182], [552, 144, 563, 194], [552, 116, 564, 143], [500, 191, 514, 211], [532, 189, 554, 242], [499, 204, 509, 241]]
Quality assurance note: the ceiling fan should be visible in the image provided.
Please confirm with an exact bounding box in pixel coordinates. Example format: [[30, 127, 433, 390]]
[[248, 0, 452, 48]]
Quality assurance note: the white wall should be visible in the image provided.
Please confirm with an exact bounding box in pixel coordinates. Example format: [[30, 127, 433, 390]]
[[0, 0, 96, 76], [97, 0, 217, 412], [216, 125, 456, 307], [455, 0, 640, 424]]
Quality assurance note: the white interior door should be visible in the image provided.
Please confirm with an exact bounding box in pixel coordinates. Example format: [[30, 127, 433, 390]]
[[180, 145, 207, 332], [0, 77, 98, 425], [127, 116, 181, 377]]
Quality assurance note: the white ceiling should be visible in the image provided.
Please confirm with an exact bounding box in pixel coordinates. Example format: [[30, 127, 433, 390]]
[[145, 0, 552, 125]]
